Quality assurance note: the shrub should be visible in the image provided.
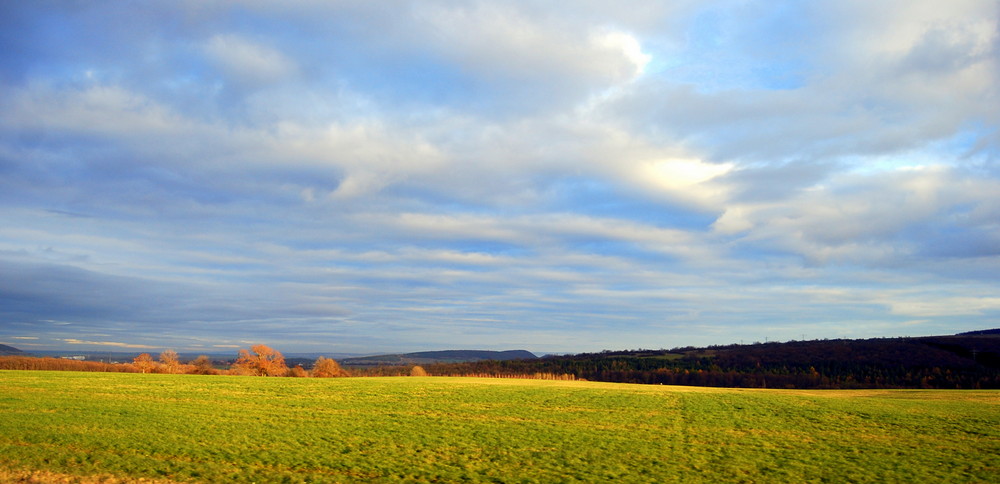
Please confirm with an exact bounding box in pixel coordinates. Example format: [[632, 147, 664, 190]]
[[312, 356, 350, 377], [188, 355, 219, 375]]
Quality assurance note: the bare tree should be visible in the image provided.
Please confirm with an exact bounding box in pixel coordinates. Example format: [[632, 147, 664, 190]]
[[189, 355, 217, 375], [159, 349, 180, 374]]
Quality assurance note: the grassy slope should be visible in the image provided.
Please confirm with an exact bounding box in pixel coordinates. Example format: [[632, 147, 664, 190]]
[[0, 371, 997, 483]]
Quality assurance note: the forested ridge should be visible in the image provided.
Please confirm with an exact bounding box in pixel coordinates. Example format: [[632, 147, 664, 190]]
[[420, 334, 1000, 389], [340, 349, 537, 367]]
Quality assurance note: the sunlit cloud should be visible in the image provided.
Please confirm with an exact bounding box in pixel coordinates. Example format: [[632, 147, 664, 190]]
[[62, 339, 158, 349]]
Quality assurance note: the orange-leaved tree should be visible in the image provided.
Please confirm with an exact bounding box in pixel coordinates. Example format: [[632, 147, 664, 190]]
[[233, 344, 287, 376], [133, 353, 155, 374], [312, 356, 349, 377]]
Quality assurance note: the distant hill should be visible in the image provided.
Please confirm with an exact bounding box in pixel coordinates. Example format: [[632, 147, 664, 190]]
[[342, 350, 537, 367], [0, 344, 23, 355], [958, 328, 1000, 336]]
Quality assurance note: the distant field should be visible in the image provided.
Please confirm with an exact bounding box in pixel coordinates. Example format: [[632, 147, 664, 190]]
[[1, 371, 997, 483]]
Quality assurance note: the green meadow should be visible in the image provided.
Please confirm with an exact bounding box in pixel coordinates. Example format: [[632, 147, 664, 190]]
[[0, 371, 997, 483]]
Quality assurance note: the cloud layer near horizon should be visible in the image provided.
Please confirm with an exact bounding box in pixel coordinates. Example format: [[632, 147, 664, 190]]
[[1, 1, 998, 354]]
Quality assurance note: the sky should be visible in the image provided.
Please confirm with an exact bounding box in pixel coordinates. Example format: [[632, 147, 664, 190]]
[[1, 1, 998, 355]]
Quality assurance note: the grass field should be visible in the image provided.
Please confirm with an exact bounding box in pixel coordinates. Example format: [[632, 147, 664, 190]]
[[0, 371, 997, 483]]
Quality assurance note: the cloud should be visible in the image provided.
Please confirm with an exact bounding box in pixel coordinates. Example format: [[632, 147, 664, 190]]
[[629, 157, 733, 209], [883, 295, 1000, 318], [0, 1, 997, 353], [203, 34, 298, 86], [62, 339, 158, 349], [2, 83, 186, 137], [712, 165, 1000, 268], [385, 2, 662, 113], [605, 1, 998, 165]]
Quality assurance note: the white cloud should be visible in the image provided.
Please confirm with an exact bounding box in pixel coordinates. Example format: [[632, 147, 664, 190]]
[[823, 0, 997, 62], [2, 84, 184, 137], [634, 157, 732, 208], [416, 4, 642, 84], [712, 206, 753, 235], [713, 165, 1000, 266], [881, 295, 1000, 318], [274, 121, 447, 199], [591, 29, 651, 77], [203, 34, 298, 85], [63, 338, 158, 349], [602, 1, 998, 167]]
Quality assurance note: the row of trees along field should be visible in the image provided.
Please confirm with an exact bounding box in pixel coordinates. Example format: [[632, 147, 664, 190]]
[[0, 344, 350, 378], [4, 335, 997, 389], [418, 337, 1000, 389]]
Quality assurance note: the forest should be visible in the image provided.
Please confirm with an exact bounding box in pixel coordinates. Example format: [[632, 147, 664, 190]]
[[417, 333, 1000, 389]]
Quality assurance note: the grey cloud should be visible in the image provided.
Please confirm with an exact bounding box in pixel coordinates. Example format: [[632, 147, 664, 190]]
[[896, 27, 994, 76], [608, 72, 991, 166], [717, 167, 1000, 272], [0, 258, 176, 322], [720, 160, 842, 203]]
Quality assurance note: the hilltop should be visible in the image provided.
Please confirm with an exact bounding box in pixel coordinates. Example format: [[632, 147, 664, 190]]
[[341, 349, 536, 368], [959, 328, 1000, 336], [0, 344, 22, 355]]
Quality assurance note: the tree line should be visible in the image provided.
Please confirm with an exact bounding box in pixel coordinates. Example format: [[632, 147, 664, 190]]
[[0, 344, 350, 378], [416, 336, 1000, 389], [3, 335, 997, 389]]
